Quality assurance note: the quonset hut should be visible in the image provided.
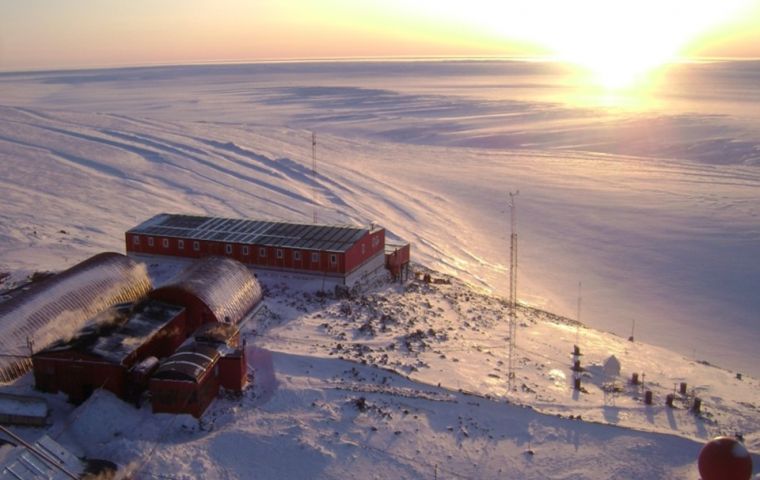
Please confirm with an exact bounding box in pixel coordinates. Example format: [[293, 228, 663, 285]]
[[0, 253, 151, 383], [30, 256, 263, 409], [149, 256, 263, 331], [126, 213, 387, 286], [150, 323, 246, 418]]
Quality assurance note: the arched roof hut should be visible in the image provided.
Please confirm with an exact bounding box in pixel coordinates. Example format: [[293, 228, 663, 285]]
[[149, 256, 262, 333], [0, 252, 152, 382]]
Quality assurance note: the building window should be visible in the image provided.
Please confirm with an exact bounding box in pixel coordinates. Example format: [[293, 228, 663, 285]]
[[193, 241, 200, 251], [330, 254, 337, 266], [242, 246, 249, 256], [147, 237, 154, 247], [361, 243, 366, 255], [372, 237, 379, 248], [293, 251, 301, 261], [311, 252, 320, 262], [132, 235, 140, 245], [276, 249, 283, 259], [225, 244, 233, 255], [162, 238, 170, 248], [259, 247, 267, 257], [178, 240, 184, 250]]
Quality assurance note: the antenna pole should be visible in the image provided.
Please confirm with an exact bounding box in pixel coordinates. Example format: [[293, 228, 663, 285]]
[[507, 191, 519, 391], [312, 132, 318, 223], [576, 281, 582, 346], [629, 318, 635, 342]]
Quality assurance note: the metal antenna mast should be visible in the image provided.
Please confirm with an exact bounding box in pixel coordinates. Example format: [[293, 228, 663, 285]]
[[507, 191, 519, 390], [311, 132, 318, 223], [576, 281, 582, 346]]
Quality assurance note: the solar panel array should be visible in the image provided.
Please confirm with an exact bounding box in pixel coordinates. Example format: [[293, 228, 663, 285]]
[[129, 214, 369, 252]]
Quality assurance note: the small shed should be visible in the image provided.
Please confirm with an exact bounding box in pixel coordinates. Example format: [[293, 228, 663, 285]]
[[0, 393, 48, 427], [150, 325, 247, 418], [149, 343, 222, 418], [193, 323, 247, 392], [385, 243, 411, 282]]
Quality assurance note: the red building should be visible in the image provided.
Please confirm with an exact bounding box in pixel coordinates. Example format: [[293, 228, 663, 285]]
[[150, 323, 247, 417], [385, 243, 411, 282], [31, 256, 263, 410], [193, 323, 248, 392], [0, 252, 152, 383], [149, 256, 263, 332], [126, 213, 387, 285], [32, 300, 186, 404]]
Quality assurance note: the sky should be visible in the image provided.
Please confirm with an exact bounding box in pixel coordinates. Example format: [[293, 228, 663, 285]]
[[1, 0, 759, 73]]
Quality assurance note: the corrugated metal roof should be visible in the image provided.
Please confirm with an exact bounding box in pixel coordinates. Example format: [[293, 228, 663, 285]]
[[152, 343, 221, 382], [151, 256, 262, 325], [128, 213, 368, 253], [0, 435, 86, 480], [0, 253, 152, 383]]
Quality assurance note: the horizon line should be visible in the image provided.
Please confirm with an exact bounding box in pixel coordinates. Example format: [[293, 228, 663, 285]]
[[2, 54, 759, 76]]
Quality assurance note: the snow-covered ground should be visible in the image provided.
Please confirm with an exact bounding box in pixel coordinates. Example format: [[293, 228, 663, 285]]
[[2, 267, 757, 479], [0, 60, 759, 478], [1, 60, 758, 376]]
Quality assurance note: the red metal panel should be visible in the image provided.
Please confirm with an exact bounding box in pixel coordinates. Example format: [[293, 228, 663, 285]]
[[218, 352, 247, 392], [385, 243, 410, 278], [386, 244, 410, 267], [345, 229, 385, 272], [32, 354, 127, 403], [149, 370, 220, 417], [149, 288, 216, 332], [292, 249, 304, 270], [282, 248, 294, 269], [125, 233, 140, 254], [149, 379, 199, 416]]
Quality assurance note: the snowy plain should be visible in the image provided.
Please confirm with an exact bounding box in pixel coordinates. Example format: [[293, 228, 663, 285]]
[[1, 59, 758, 375], [0, 59, 759, 478]]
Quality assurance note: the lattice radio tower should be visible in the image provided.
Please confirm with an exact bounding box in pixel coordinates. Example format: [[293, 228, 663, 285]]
[[312, 132, 318, 223], [507, 191, 519, 390]]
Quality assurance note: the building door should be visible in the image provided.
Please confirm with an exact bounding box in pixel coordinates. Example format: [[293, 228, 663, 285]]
[[67, 366, 85, 403]]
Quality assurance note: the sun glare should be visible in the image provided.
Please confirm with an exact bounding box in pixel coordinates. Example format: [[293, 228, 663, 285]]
[[524, 0, 756, 91], [552, 26, 682, 90], [391, 0, 755, 91], [542, 2, 719, 90]]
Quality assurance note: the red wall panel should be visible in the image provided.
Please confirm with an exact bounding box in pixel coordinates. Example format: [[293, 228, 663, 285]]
[[345, 229, 385, 272], [127, 231, 387, 277], [218, 352, 247, 392]]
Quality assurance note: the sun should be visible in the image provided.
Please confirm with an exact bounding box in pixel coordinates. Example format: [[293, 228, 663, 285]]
[[553, 32, 680, 90], [537, 1, 739, 91], [390, 0, 755, 91]]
